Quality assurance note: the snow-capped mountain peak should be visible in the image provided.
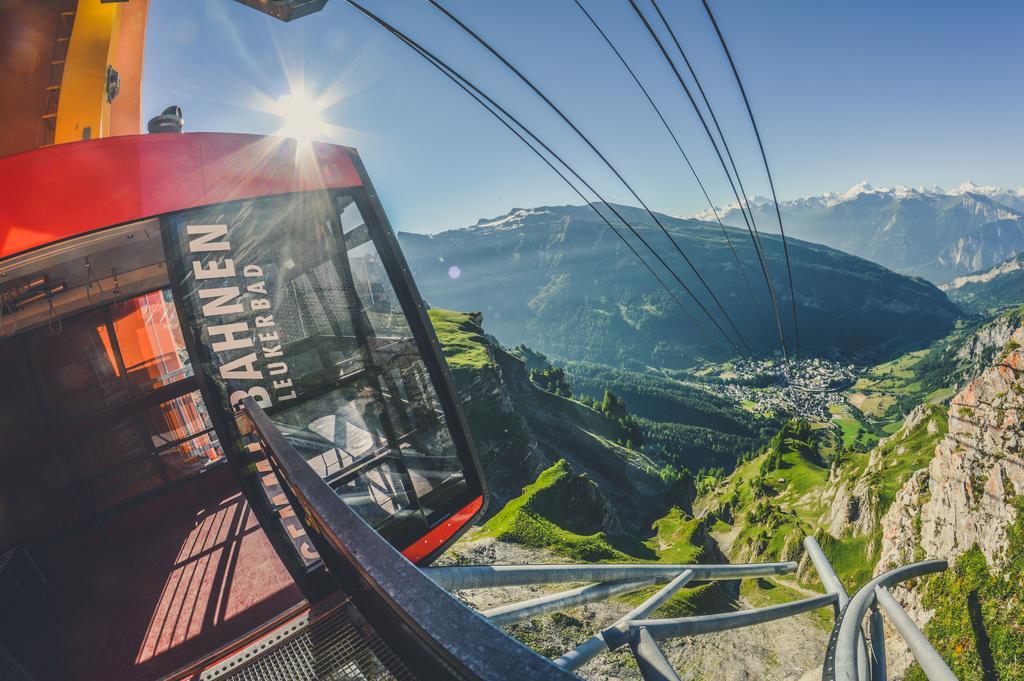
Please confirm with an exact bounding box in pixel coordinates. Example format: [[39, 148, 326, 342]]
[[690, 181, 1024, 223], [840, 180, 875, 200], [684, 180, 1024, 283], [949, 179, 1024, 200]]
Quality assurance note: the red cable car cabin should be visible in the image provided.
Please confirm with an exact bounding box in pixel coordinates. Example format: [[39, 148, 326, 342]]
[[0, 132, 486, 681]]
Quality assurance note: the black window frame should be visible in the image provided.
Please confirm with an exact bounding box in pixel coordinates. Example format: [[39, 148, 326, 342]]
[[160, 179, 486, 600]]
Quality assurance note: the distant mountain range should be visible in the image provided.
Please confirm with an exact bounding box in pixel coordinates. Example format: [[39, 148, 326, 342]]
[[942, 251, 1024, 313], [692, 181, 1024, 283], [399, 203, 958, 368]]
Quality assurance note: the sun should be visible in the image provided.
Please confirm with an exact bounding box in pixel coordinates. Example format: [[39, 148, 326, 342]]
[[273, 87, 329, 143]]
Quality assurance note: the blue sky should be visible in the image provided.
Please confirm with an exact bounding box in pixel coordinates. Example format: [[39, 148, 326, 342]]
[[143, 0, 1024, 234]]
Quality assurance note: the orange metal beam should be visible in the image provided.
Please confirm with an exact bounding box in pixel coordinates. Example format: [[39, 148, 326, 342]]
[[110, 0, 148, 137], [54, 0, 121, 143]]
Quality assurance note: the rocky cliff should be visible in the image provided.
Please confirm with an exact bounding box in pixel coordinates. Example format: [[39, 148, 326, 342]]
[[943, 254, 1024, 313], [879, 330, 1024, 570], [788, 312, 1022, 590], [686, 311, 1024, 678], [874, 327, 1024, 678]]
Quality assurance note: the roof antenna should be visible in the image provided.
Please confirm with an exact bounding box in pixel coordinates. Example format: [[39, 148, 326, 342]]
[[147, 105, 184, 134]]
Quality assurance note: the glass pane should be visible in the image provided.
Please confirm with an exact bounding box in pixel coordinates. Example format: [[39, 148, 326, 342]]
[[271, 376, 389, 477], [141, 390, 215, 449], [164, 192, 468, 539], [31, 307, 131, 417], [273, 260, 366, 392], [333, 458, 416, 526], [159, 431, 222, 481], [141, 390, 224, 480], [111, 289, 193, 392], [346, 240, 413, 340]]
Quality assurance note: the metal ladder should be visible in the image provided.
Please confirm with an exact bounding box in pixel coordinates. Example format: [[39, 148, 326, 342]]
[[38, 0, 78, 147]]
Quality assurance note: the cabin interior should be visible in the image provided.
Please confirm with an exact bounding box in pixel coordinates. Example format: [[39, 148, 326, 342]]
[[0, 219, 304, 681]]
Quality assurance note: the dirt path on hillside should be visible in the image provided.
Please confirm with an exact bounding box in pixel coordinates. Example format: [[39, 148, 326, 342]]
[[768, 576, 824, 600], [713, 522, 743, 556]]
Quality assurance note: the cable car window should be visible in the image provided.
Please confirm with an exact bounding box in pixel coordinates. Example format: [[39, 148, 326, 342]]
[[110, 289, 193, 391], [143, 390, 222, 481], [164, 190, 470, 549], [0, 278, 225, 532]]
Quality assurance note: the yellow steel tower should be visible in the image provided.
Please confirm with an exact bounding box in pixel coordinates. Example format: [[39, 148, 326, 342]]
[[0, 0, 148, 156]]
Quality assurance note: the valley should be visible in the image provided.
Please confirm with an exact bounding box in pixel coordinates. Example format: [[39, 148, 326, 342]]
[[412, 195, 1024, 680], [400, 203, 958, 369], [426, 301, 1024, 680], [691, 357, 857, 421]]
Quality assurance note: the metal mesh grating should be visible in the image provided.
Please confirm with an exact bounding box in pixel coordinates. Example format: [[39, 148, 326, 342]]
[[218, 604, 418, 681]]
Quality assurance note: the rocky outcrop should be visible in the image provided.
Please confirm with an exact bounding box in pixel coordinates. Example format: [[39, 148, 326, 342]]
[[876, 327, 1024, 678], [441, 311, 677, 535], [953, 310, 1021, 381], [446, 320, 548, 510], [823, 405, 932, 540], [526, 459, 622, 536], [880, 329, 1024, 568]]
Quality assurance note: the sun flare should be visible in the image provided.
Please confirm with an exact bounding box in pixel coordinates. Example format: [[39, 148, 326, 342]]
[[273, 87, 329, 143]]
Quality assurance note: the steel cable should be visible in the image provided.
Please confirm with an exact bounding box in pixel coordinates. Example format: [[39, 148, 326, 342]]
[[424, 0, 754, 356], [699, 0, 801, 357], [343, 1, 725, 351], [628, 0, 789, 358], [572, 0, 771, 342]]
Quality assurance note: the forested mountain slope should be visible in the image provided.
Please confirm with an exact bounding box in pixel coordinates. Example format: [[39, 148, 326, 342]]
[[403, 203, 958, 369]]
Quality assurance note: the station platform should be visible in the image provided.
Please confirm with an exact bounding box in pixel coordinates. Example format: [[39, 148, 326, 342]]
[[1, 466, 303, 681]]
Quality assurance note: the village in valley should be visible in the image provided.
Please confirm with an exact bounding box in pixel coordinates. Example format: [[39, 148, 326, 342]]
[[694, 357, 859, 421]]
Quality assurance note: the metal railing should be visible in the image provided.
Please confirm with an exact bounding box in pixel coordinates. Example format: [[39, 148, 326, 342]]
[[427, 538, 960, 681], [425, 557, 835, 679], [234, 398, 960, 681], [822, 552, 955, 681], [234, 396, 577, 681]]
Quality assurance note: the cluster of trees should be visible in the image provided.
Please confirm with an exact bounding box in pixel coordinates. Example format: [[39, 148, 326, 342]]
[[769, 420, 823, 467], [641, 420, 756, 473], [517, 345, 643, 450], [529, 366, 573, 398], [563, 360, 789, 474], [564, 360, 770, 436], [596, 389, 644, 448], [515, 343, 572, 396], [658, 463, 693, 504], [571, 388, 645, 449], [695, 466, 727, 480]]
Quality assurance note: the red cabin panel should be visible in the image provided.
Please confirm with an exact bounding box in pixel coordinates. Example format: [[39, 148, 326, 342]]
[[0, 133, 362, 260]]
